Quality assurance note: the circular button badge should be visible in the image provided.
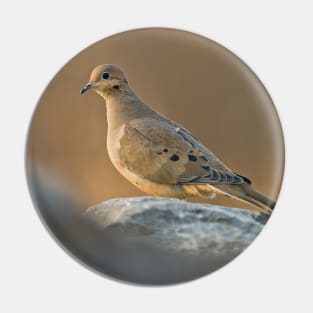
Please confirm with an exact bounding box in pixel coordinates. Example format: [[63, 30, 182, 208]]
[[26, 28, 284, 285]]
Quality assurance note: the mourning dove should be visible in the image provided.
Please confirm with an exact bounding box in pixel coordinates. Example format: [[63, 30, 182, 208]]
[[81, 64, 276, 214]]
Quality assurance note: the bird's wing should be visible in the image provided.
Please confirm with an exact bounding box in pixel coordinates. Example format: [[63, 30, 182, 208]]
[[119, 117, 250, 185]]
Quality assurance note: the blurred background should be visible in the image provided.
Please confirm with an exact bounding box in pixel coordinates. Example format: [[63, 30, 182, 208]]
[[27, 28, 284, 212], [26, 28, 284, 284]]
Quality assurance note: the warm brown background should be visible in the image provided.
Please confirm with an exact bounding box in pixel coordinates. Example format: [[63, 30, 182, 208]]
[[26, 28, 284, 213]]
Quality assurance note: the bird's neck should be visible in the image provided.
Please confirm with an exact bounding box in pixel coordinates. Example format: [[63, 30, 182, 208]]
[[102, 86, 155, 130]]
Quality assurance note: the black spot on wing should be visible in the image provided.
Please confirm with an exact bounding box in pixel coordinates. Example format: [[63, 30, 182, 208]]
[[201, 166, 210, 171], [170, 154, 179, 161], [200, 155, 208, 162], [188, 154, 197, 162], [157, 148, 168, 155]]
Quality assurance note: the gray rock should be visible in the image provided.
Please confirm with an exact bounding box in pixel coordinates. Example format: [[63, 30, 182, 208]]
[[85, 197, 266, 255], [30, 171, 269, 285]]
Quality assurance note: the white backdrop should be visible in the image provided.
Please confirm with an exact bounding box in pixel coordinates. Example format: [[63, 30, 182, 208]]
[[1, 1, 312, 312]]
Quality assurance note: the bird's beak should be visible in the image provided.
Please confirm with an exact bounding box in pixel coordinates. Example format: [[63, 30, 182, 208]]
[[80, 82, 95, 94]]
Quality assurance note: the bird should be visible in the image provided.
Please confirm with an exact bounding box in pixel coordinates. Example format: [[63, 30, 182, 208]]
[[80, 64, 276, 214]]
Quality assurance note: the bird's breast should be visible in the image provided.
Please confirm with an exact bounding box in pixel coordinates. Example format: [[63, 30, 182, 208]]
[[106, 124, 125, 169], [106, 124, 185, 198]]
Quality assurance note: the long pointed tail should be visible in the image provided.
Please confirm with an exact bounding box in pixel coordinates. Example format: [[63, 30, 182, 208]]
[[211, 184, 276, 215], [244, 185, 276, 210]]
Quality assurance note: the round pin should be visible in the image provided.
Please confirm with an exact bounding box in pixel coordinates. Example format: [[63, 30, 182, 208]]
[[26, 28, 284, 285]]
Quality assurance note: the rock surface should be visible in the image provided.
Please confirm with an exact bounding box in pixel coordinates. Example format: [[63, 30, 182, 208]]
[[30, 173, 269, 285], [85, 197, 267, 256]]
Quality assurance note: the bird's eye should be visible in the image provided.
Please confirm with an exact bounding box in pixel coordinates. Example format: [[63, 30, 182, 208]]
[[102, 72, 110, 80]]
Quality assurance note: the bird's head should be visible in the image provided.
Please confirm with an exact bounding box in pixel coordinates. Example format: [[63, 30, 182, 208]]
[[80, 64, 128, 97]]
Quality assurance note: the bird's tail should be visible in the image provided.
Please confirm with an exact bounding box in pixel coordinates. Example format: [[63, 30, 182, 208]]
[[210, 184, 276, 215]]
